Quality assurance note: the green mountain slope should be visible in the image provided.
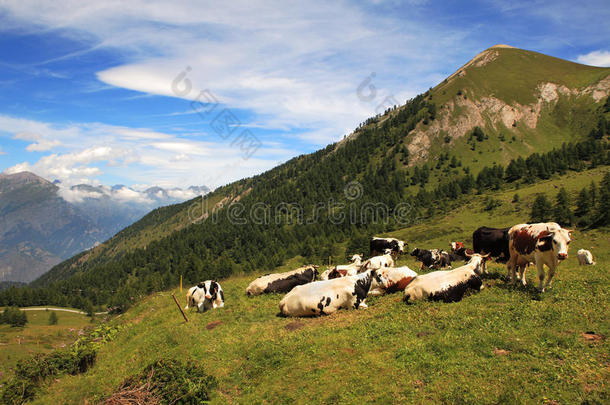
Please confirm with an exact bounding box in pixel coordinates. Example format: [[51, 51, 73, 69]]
[[23, 167, 610, 405], [7, 45, 610, 311]]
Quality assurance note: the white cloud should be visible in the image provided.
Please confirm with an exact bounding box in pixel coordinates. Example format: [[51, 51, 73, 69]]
[[576, 50, 610, 67], [14, 131, 61, 151], [0, 0, 472, 147]]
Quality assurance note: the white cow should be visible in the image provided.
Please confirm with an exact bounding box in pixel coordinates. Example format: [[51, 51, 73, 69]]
[[360, 249, 395, 272], [577, 249, 596, 266], [279, 270, 389, 317], [320, 254, 363, 280], [507, 222, 572, 292], [368, 266, 418, 296], [403, 253, 489, 303], [185, 280, 225, 312]]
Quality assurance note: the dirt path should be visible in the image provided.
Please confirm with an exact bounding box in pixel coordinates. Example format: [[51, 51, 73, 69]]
[[19, 307, 108, 315]]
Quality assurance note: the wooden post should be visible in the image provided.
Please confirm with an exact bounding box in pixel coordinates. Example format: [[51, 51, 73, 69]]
[[171, 294, 189, 323], [180, 274, 183, 293], [329, 256, 331, 266]]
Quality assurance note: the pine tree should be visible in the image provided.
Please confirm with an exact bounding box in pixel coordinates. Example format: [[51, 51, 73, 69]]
[[48, 311, 58, 325], [575, 187, 591, 225], [531, 194, 552, 222], [591, 172, 610, 227], [554, 187, 573, 226]]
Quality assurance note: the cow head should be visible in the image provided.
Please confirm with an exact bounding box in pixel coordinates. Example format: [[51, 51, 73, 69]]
[[350, 254, 363, 264], [465, 252, 490, 275], [537, 228, 571, 260], [450, 241, 465, 251], [370, 269, 390, 291], [206, 281, 219, 300], [410, 248, 419, 257], [384, 248, 393, 256], [397, 240, 406, 252]]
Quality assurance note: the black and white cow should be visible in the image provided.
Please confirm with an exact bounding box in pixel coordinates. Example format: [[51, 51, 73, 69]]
[[403, 253, 489, 303], [370, 237, 406, 257], [185, 280, 224, 312], [279, 270, 389, 317], [245, 265, 319, 296], [410, 248, 451, 270]]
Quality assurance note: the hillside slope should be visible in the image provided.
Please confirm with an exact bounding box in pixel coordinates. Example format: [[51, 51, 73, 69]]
[[14, 45, 610, 310], [26, 168, 610, 405]]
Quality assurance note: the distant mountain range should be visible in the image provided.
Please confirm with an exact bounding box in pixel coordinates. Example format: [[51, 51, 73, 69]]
[[0, 171, 208, 282]]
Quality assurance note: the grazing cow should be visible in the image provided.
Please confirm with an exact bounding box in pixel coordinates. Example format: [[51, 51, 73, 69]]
[[410, 248, 451, 270], [368, 266, 418, 296], [360, 249, 394, 272], [245, 265, 319, 296], [472, 226, 511, 263], [403, 253, 489, 303], [185, 280, 224, 312], [370, 237, 406, 258], [507, 222, 572, 292], [320, 254, 363, 280], [577, 249, 596, 266], [279, 270, 389, 317]]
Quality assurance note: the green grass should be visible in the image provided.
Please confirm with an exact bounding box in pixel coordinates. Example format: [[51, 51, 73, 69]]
[[0, 309, 94, 376], [20, 168, 609, 405]]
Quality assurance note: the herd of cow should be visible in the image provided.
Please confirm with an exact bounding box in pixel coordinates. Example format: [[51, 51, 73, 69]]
[[185, 222, 597, 317]]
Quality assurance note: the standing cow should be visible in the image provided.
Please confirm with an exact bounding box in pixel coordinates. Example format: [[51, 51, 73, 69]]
[[185, 280, 225, 312], [473, 226, 511, 263], [279, 270, 389, 317], [577, 249, 596, 266], [370, 237, 406, 258], [507, 222, 572, 292]]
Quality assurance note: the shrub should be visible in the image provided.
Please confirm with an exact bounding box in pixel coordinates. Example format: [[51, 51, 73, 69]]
[[109, 359, 218, 404], [48, 311, 58, 325]]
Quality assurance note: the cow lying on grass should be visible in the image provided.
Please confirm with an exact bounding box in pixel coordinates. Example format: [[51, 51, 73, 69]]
[[320, 254, 363, 280], [577, 249, 596, 266], [403, 253, 489, 303], [185, 280, 225, 312], [368, 266, 418, 296], [360, 249, 394, 272], [410, 248, 452, 270], [246, 265, 319, 296], [279, 270, 389, 317]]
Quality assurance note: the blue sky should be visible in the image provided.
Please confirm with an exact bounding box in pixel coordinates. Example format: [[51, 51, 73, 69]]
[[0, 0, 609, 190]]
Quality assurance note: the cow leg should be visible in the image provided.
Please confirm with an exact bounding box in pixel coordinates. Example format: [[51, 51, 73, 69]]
[[507, 259, 517, 284], [359, 300, 368, 309], [536, 261, 546, 292], [519, 264, 527, 286], [544, 265, 556, 291]]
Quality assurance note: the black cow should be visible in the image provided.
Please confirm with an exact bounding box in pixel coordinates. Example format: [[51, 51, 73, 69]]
[[472, 226, 510, 263], [448, 241, 472, 262], [370, 237, 406, 257], [410, 248, 452, 270]]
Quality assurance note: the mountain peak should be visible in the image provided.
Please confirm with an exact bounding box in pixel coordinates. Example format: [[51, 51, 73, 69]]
[[488, 44, 515, 49]]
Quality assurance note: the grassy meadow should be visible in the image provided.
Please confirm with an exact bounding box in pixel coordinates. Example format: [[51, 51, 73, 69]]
[[17, 167, 608, 404], [0, 309, 94, 377]]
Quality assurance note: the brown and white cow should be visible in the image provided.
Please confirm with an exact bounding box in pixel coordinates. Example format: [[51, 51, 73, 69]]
[[368, 266, 418, 296], [320, 254, 363, 280], [507, 222, 572, 292], [577, 249, 596, 266], [403, 253, 489, 303], [245, 265, 319, 296], [360, 249, 394, 272], [279, 270, 389, 317]]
